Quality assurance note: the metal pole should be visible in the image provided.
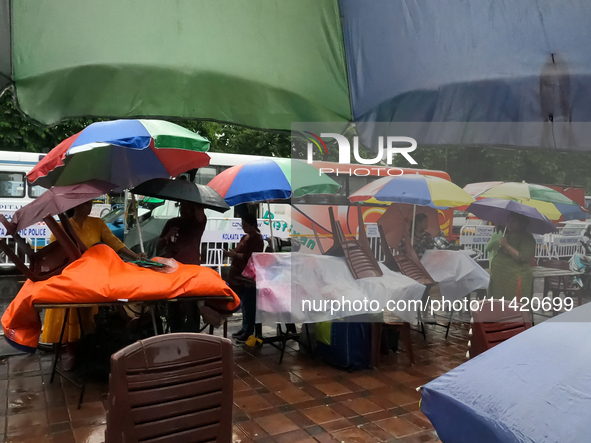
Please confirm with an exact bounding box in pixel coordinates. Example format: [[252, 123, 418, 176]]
[[123, 190, 129, 236], [131, 194, 145, 254], [411, 204, 416, 246], [267, 201, 275, 252]]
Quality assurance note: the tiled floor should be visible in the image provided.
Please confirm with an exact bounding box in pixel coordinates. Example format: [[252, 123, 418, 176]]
[[0, 319, 470, 443]]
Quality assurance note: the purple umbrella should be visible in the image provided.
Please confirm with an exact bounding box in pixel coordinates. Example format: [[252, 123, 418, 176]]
[[466, 198, 556, 234], [9, 180, 116, 232]]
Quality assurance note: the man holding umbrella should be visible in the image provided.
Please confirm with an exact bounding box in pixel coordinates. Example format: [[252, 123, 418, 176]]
[[157, 200, 207, 266], [157, 200, 207, 332], [130, 176, 231, 332]]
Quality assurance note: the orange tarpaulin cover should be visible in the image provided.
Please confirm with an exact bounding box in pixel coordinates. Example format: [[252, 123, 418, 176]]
[[1, 245, 239, 350]]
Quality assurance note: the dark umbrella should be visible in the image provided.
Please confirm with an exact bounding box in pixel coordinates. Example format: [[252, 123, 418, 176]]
[[130, 178, 230, 213], [466, 198, 556, 235], [10, 180, 116, 232]]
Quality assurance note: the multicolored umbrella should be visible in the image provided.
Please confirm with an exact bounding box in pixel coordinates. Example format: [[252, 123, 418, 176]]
[[208, 158, 340, 250], [207, 159, 340, 206], [463, 182, 504, 198], [3, 1, 591, 151], [466, 198, 556, 234], [349, 175, 474, 209], [27, 119, 210, 189], [475, 182, 586, 222]]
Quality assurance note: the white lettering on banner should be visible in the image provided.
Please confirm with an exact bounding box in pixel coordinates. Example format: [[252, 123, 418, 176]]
[[201, 218, 291, 244], [561, 229, 581, 236], [475, 226, 495, 235], [365, 224, 379, 238], [460, 236, 491, 245], [0, 212, 51, 239], [557, 236, 582, 244]]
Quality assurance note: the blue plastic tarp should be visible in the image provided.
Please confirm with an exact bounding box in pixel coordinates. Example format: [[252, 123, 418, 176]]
[[341, 0, 591, 151], [341, 0, 591, 123], [421, 303, 591, 443]]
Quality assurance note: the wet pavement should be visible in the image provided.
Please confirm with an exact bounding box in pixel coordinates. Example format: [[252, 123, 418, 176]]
[[0, 321, 463, 443], [0, 276, 22, 318], [0, 274, 577, 442]]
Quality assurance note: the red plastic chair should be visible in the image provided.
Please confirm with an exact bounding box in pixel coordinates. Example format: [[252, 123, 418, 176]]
[[378, 226, 435, 286], [105, 333, 234, 443], [469, 299, 532, 358], [312, 206, 343, 256], [333, 219, 383, 279], [312, 206, 382, 279]]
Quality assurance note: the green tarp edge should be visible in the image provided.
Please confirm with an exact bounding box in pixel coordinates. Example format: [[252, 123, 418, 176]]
[[9, 0, 352, 129]]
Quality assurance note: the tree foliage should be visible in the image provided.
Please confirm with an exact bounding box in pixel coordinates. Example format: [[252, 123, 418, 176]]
[[0, 90, 99, 152], [174, 120, 292, 158], [410, 145, 591, 191]]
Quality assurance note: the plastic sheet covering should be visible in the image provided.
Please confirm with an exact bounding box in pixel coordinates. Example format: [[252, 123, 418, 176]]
[[1, 245, 239, 350], [250, 253, 425, 325], [421, 303, 591, 443], [421, 250, 490, 301]]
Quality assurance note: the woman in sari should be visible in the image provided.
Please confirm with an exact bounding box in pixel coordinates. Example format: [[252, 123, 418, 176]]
[[40, 200, 144, 368], [488, 213, 536, 300], [225, 212, 264, 342]]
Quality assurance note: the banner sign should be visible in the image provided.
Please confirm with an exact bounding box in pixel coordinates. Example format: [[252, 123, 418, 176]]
[[475, 226, 496, 235], [0, 212, 50, 239], [201, 218, 291, 243]]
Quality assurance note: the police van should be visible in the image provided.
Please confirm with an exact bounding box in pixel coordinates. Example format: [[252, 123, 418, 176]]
[[0, 150, 46, 209], [0, 150, 48, 268]]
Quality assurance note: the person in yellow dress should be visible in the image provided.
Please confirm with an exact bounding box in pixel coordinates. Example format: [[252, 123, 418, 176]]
[[40, 200, 145, 367]]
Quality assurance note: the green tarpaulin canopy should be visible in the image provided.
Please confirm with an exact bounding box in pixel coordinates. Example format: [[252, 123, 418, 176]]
[[3, 0, 591, 151], [1, 0, 350, 129]]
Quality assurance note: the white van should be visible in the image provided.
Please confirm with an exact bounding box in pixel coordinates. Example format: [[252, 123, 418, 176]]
[[0, 151, 48, 268], [0, 150, 47, 212]]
